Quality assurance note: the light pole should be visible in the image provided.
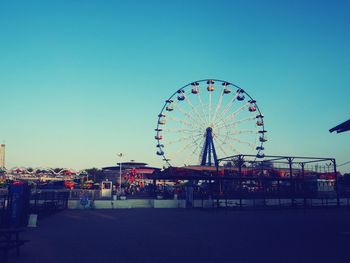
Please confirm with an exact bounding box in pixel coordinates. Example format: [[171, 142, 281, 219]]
[[118, 153, 123, 192]]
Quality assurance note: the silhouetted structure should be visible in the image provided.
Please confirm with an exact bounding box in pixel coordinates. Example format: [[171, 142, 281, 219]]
[[329, 119, 350, 133], [200, 127, 218, 166], [148, 154, 348, 208]]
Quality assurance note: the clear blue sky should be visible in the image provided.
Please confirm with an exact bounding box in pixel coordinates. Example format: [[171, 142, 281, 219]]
[[0, 0, 349, 172]]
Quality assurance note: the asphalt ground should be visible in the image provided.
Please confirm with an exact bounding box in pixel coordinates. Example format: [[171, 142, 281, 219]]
[[7, 208, 350, 263]]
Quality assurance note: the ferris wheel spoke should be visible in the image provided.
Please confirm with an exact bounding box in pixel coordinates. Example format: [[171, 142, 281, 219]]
[[172, 141, 197, 159], [171, 135, 204, 166], [213, 129, 234, 146], [213, 129, 230, 141], [191, 135, 206, 163], [213, 137, 229, 157], [227, 129, 258, 135], [197, 91, 209, 126], [192, 135, 206, 164], [169, 116, 196, 128], [174, 101, 204, 128], [216, 116, 256, 130], [254, 124, 261, 147], [165, 128, 201, 134], [211, 90, 224, 125], [217, 102, 250, 125], [192, 133, 205, 145], [177, 135, 204, 154], [193, 137, 205, 154], [219, 93, 239, 118], [214, 134, 240, 155], [167, 133, 203, 146], [184, 95, 207, 127], [254, 134, 259, 149], [169, 130, 203, 138], [231, 137, 256, 149]]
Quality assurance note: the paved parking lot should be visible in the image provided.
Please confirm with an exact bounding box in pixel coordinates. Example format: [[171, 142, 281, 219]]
[[8, 208, 350, 263]]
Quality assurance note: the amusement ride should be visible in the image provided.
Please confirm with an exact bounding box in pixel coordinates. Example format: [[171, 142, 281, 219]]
[[155, 79, 267, 167]]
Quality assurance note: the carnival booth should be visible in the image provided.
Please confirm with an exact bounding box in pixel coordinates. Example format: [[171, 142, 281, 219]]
[[101, 180, 112, 198]]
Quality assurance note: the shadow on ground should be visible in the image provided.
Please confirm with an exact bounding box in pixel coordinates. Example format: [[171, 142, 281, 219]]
[[8, 208, 350, 263]]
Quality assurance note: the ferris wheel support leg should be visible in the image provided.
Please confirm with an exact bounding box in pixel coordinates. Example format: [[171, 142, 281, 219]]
[[332, 159, 340, 207], [200, 127, 218, 166]]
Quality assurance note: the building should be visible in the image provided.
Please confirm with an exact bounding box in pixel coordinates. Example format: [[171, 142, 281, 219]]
[[102, 161, 161, 185], [0, 144, 5, 169]]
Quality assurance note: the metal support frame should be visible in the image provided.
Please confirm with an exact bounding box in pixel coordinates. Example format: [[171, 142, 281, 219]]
[[149, 153, 344, 210], [300, 163, 306, 206], [219, 154, 335, 163], [287, 157, 294, 206], [332, 159, 340, 206], [200, 127, 218, 167], [214, 153, 340, 209]]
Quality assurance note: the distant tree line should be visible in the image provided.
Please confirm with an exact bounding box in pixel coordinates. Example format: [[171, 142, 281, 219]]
[[85, 168, 106, 182]]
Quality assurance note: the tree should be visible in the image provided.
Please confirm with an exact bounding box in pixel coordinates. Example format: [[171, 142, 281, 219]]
[[85, 168, 105, 182], [225, 156, 246, 168], [343, 173, 350, 185]]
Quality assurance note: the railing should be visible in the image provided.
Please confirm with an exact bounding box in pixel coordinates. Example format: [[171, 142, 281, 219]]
[[30, 189, 69, 214], [2, 187, 350, 212], [67, 189, 157, 200], [69, 189, 102, 200]]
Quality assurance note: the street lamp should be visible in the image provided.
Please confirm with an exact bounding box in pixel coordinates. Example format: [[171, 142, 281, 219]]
[[118, 153, 123, 192]]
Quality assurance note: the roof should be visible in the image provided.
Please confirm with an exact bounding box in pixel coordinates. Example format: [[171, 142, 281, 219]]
[[116, 162, 148, 166], [151, 166, 219, 179], [102, 166, 161, 172], [329, 119, 350, 133]]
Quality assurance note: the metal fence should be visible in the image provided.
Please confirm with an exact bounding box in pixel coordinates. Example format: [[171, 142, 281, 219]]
[[67, 189, 156, 200], [0, 187, 70, 227], [30, 189, 69, 215]]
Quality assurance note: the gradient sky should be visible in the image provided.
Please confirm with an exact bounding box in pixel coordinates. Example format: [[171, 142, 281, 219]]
[[0, 0, 349, 172]]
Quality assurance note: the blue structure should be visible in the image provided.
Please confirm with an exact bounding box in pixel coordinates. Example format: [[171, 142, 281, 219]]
[[329, 119, 350, 133], [200, 127, 218, 167]]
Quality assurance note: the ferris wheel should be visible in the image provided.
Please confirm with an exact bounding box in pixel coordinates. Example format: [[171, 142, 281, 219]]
[[155, 79, 267, 167]]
